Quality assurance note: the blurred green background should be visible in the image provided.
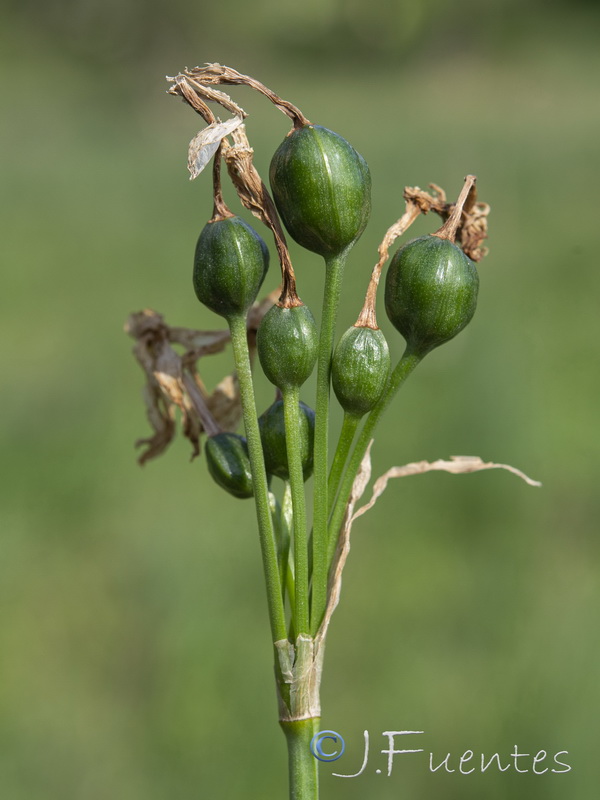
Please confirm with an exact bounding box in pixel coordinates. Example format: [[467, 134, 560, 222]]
[[1, 0, 599, 797]]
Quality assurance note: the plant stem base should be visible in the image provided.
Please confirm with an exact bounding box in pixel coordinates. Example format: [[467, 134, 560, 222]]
[[281, 717, 320, 800]]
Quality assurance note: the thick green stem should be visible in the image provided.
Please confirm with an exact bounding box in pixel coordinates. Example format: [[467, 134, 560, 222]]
[[326, 347, 423, 569], [228, 313, 287, 642], [327, 412, 360, 516], [311, 250, 347, 634], [283, 386, 310, 635], [281, 718, 320, 800]]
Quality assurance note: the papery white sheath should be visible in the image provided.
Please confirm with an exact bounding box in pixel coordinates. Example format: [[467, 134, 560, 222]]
[[187, 116, 244, 179]]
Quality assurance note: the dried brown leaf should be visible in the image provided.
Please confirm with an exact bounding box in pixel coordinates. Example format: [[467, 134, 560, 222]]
[[206, 373, 242, 435], [124, 293, 277, 464], [315, 450, 540, 638], [353, 455, 542, 521]]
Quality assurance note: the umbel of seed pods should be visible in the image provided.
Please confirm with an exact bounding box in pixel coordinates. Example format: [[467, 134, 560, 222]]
[[179, 66, 480, 639]]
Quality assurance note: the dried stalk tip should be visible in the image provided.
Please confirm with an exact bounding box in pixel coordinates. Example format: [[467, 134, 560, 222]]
[[432, 175, 477, 244], [222, 125, 301, 308], [355, 197, 424, 329], [210, 142, 234, 222], [400, 179, 489, 262], [167, 73, 248, 121], [414, 179, 489, 262], [181, 63, 310, 129]]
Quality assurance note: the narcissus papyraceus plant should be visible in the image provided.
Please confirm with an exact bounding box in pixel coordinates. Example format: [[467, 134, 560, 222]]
[[125, 64, 540, 800]]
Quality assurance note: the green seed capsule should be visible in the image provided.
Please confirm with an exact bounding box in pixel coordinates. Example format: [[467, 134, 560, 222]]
[[269, 125, 371, 257], [259, 400, 315, 481], [385, 235, 479, 356], [205, 432, 254, 499], [257, 304, 318, 390], [193, 216, 269, 319], [332, 326, 391, 417]]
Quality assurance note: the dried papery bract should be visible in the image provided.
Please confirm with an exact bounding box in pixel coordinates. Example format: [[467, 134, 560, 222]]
[[187, 118, 244, 182], [168, 75, 243, 182]]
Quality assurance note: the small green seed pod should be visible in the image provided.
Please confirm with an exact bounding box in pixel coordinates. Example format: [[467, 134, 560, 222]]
[[205, 432, 254, 499], [385, 235, 479, 356], [332, 326, 391, 417], [269, 125, 371, 258], [257, 304, 318, 390], [193, 216, 269, 319], [259, 400, 315, 481]]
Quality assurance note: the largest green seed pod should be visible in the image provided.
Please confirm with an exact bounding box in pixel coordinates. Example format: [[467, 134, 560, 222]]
[[205, 432, 254, 499], [269, 125, 371, 258], [332, 326, 391, 418], [385, 235, 479, 356], [257, 304, 318, 390], [193, 216, 269, 319]]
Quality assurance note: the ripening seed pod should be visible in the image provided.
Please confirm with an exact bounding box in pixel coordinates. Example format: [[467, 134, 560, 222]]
[[332, 326, 390, 418], [269, 125, 371, 258], [259, 400, 315, 481], [257, 304, 318, 390], [385, 235, 479, 356], [205, 432, 253, 499], [193, 216, 269, 319]]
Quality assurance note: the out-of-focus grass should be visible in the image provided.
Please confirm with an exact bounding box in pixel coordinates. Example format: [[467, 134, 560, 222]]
[[1, 7, 599, 799]]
